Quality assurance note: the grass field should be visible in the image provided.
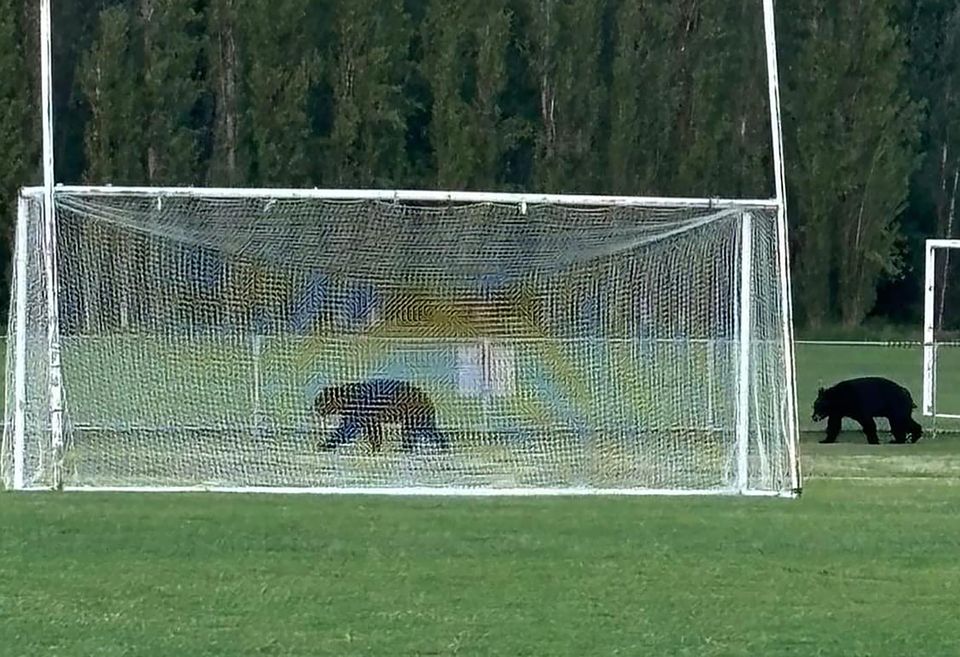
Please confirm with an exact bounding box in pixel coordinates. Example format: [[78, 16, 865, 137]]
[[2, 340, 960, 655]]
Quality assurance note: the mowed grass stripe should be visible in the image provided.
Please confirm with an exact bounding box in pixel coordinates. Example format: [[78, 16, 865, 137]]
[[2, 474, 960, 656]]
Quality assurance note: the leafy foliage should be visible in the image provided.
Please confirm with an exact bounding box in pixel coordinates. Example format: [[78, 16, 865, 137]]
[[781, 0, 921, 327]]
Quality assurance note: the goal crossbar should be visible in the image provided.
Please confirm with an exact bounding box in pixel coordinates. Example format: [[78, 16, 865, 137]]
[[22, 185, 780, 210]]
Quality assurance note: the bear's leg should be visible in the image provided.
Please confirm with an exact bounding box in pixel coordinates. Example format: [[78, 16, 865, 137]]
[[368, 422, 384, 452], [418, 413, 449, 452], [888, 418, 908, 444], [399, 409, 433, 452], [322, 416, 363, 450], [856, 416, 880, 445], [398, 417, 414, 452], [908, 417, 924, 443], [427, 425, 450, 452], [820, 415, 842, 443]]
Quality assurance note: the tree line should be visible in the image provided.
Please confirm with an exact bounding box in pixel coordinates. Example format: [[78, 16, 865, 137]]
[[0, 0, 957, 332]]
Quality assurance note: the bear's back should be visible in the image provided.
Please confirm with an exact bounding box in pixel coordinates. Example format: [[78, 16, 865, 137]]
[[828, 376, 914, 415]]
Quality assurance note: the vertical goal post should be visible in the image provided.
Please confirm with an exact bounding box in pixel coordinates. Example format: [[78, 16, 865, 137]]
[[923, 238, 960, 419], [0, 0, 802, 497]]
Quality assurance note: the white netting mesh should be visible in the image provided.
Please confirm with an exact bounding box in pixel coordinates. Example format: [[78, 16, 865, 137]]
[[2, 188, 798, 494]]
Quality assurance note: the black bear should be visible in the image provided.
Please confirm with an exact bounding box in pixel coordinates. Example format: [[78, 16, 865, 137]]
[[812, 376, 923, 445], [314, 378, 449, 453]]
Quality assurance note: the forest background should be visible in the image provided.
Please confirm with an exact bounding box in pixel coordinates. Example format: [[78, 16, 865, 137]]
[[0, 0, 957, 337]]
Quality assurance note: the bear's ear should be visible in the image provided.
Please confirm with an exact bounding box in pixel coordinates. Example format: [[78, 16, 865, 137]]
[[817, 386, 824, 394]]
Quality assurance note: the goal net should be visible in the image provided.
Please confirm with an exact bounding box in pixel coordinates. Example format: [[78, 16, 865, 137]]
[[2, 187, 799, 495]]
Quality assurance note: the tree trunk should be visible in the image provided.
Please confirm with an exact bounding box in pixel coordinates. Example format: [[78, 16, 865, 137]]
[[538, 1, 556, 165], [211, 0, 239, 185], [141, 0, 157, 182]]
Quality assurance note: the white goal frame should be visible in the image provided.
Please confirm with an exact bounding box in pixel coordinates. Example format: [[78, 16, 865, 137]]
[[923, 238, 960, 418], [4, 0, 801, 497]]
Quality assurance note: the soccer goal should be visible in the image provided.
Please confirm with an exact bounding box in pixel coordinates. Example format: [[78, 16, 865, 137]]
[[2, 188, 799, 495], [922, 239, 960, 419], [0, 0, 800, 496]]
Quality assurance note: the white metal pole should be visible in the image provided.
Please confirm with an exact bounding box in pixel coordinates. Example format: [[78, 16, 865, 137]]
[[763, 0, 787, 206], [252, 334, 262, 431], [27, 184, 780, 210], [751, 363, 770, 485], [12, 194, 29, 489], [706, 340, 716, 430], [40, 0, 65, 490], [762, 0, 801, 493], [923, 241, 937, 416], [736, 212, 753, 493]]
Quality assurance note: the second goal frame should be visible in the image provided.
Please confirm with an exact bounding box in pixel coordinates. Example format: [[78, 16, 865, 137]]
[[923, 238, 960, 419]]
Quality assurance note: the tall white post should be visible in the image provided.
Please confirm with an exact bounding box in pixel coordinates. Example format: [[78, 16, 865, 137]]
[[40, 0, 65, 490], [923, 241, 938, 416], [763, 0, 800, 493], [251, 334, 262, 430], [706, 339, 716, 430], [736, 212, 753, 493], [763, 0, 787, 207], [12, 194, 29, 489]]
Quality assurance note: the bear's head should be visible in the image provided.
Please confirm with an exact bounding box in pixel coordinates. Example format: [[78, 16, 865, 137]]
[[811, 386, 833, 422]]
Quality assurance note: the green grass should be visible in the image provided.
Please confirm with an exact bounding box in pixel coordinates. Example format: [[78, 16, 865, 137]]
[[2, 445, 960, 657], [3, 340, 960, 655]]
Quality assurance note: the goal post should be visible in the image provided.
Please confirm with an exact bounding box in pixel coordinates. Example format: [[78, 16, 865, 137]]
[[7, 194, 29, 490], [1, 185, 800, 496], [923, 239, 960, 419]]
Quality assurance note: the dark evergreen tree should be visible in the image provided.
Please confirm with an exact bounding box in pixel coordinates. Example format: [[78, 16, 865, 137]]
[[324, 0, 413, 187], [523, 0, 609, 193], [422, 0, 516, 189], [139, 0, 206, 185], [607, 0, 677, 195], [901, 0, 960, 328], [78, 5, 146, 183], [607, 0, 769, 197], [235, 0, 319, 186], [0, 0, 38, 323], [781, 0, 921, 327], [207, 0, 244, 185], [0, 0, 37, 195]]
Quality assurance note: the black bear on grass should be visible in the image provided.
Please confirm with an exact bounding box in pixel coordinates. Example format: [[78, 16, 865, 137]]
[[812, 376, 923, 445], [314, 378, 449, 453]]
